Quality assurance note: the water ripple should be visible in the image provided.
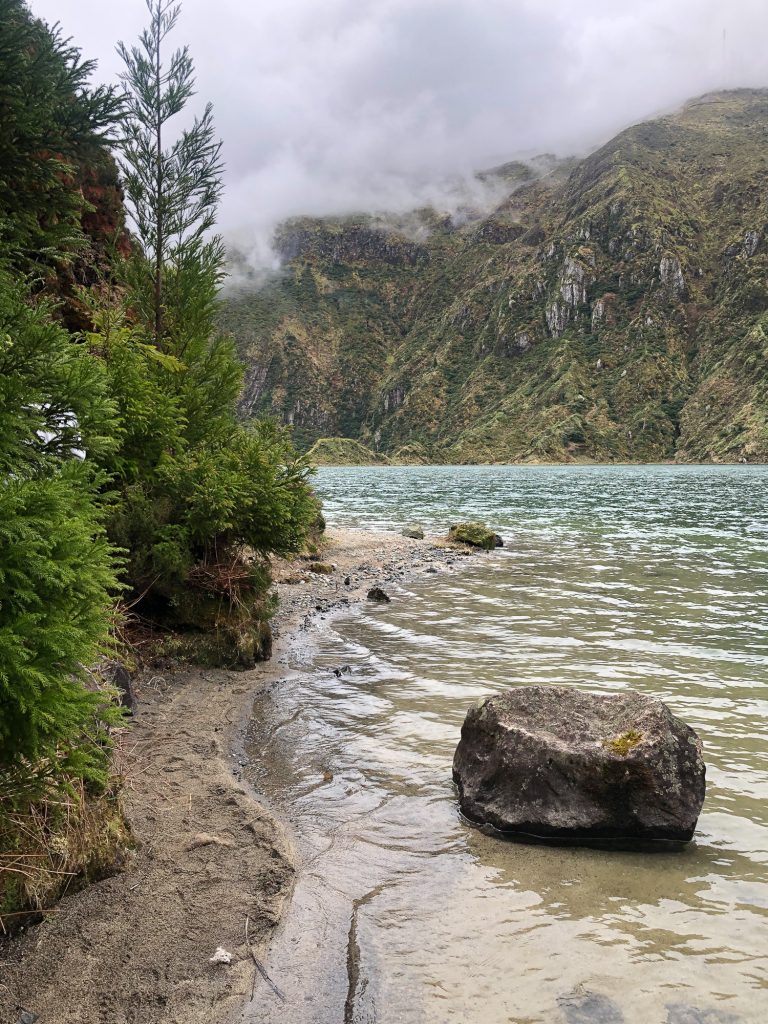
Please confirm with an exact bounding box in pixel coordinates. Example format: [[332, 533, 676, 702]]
[[246, 466, 768, 1024]]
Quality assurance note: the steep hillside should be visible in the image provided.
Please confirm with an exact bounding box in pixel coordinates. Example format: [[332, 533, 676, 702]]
[[220, 90, 768, 463]]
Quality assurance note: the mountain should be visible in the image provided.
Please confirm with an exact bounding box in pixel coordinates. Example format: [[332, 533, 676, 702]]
[[219, 90, 768, 464]]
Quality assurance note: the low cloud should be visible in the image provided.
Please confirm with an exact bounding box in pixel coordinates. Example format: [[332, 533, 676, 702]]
[[30, 0, 768, 267]]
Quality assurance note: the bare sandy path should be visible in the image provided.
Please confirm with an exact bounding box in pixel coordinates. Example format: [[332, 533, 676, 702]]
[[0, 529, 465, 1024]]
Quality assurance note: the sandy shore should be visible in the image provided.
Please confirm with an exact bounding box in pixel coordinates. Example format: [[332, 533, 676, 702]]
[[0, 528, 468, 1024]]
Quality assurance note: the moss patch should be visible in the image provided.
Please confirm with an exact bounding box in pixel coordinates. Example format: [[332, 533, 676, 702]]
[[0, 768, 131, 932], [147, 620, 273, 670], [306, 561, 334, 574], [604, 729, 644, 756]]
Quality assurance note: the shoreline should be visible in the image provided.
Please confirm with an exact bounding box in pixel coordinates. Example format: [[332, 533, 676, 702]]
[[0, 528, 472, 1024], [310, 460, 767, 468]]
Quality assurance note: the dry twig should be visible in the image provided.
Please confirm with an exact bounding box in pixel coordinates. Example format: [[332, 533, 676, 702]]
[[245, 915, 286, 1003]]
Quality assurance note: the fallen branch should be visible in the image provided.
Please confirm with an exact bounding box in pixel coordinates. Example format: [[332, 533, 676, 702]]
[[245, 915, 286, 1003]]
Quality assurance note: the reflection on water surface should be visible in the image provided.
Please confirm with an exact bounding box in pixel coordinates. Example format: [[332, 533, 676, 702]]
[[245, 466, 768, 1024]]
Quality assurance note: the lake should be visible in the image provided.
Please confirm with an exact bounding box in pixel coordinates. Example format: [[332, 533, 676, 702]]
[[245, 465, 768, 1024]]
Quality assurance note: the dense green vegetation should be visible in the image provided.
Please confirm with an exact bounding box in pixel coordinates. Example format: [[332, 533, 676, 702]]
[[0, 0, 315, 923], [222, 90, 768, 464], [306, 437, 391, 466]]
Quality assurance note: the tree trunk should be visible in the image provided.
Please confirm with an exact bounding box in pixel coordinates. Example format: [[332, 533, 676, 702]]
[[154, 7, 163, 344]]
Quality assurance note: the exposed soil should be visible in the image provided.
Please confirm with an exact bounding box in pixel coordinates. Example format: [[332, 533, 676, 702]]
[[0, 529, 466, 1024]]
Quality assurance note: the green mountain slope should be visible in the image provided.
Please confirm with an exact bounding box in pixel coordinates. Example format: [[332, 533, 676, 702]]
[[220, 90, 768, 463]]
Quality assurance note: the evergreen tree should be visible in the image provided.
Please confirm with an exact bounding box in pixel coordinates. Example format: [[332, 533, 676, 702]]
[[0, 273, 120, 771], [0, 6, 124, 776], [0, 0, 121, 273], [108, 1, 317, 659], [117, 0, 223, 345]]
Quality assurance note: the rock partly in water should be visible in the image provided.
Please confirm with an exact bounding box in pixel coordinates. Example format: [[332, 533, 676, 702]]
[[402, 525, 425, 539], [453, 686, 705, 843], [447, 522, 499, 550], [367, 586, 391, 603]]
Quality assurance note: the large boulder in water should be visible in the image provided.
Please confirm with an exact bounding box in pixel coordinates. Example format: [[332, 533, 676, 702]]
[[453, 686, 705, 843]]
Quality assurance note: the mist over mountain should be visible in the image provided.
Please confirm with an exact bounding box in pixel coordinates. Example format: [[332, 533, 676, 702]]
[[220, 90, 768, 464], [29, 0, 768, 261]]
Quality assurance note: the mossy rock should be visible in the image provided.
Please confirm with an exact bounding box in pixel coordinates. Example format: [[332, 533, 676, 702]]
[[307, 561, 334, 574], [447, 522, 498, 550], [402, 524, 424, 539]]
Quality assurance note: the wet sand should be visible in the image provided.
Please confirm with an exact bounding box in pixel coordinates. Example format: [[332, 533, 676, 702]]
[[0, 529, 464, 1024]]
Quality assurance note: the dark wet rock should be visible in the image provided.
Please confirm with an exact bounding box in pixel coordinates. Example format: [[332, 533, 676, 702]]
[[493, 534, 504, 548], [558, 990, 624, 1023], [453, 686, 705, 842], [99, 660, 135, 713], [367, 587, 391, 603], [448, 522, 498, 550], [402, 525, 425, 539]]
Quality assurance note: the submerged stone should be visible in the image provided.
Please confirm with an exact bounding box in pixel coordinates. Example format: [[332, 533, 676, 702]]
[[453, 686, 705, 843], [367, 586, 391, 603], [558, 989, 625, 1024]]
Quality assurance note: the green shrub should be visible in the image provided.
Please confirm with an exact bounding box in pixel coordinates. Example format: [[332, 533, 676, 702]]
[[0, 466, 120, 771], [0, 274, 121, 774], [82, 299, 317, 622]]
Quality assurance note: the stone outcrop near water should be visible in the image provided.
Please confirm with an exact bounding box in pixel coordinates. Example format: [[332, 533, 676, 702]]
[[453, 686, 706, 842]]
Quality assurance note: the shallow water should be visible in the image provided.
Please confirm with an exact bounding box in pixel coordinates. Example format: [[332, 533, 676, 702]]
[[244, 466, 768, 1024]]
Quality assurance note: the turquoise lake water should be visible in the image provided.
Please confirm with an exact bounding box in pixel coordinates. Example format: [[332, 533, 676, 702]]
[[245, 466, 768, 1024]]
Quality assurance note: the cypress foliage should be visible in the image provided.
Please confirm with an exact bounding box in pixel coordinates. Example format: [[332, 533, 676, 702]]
[[0, 0, 121, 273], [106, 0, 317, 644], [0, 4, 124, 781], [117, 0, 223, 346], [0, 274, 121, 773]]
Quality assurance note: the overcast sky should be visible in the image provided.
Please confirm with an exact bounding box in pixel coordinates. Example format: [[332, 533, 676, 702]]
[[29, 0, 768, 260]]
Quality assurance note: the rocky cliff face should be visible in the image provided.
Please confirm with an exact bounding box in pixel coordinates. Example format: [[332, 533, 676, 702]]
[[220, 90, 768, 463]]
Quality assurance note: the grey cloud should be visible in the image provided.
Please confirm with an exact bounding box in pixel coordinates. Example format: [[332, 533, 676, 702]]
[[29, 0, 768, 263]]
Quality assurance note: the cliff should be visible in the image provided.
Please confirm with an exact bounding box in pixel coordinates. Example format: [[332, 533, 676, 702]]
[[220, 90, 768, 463]]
